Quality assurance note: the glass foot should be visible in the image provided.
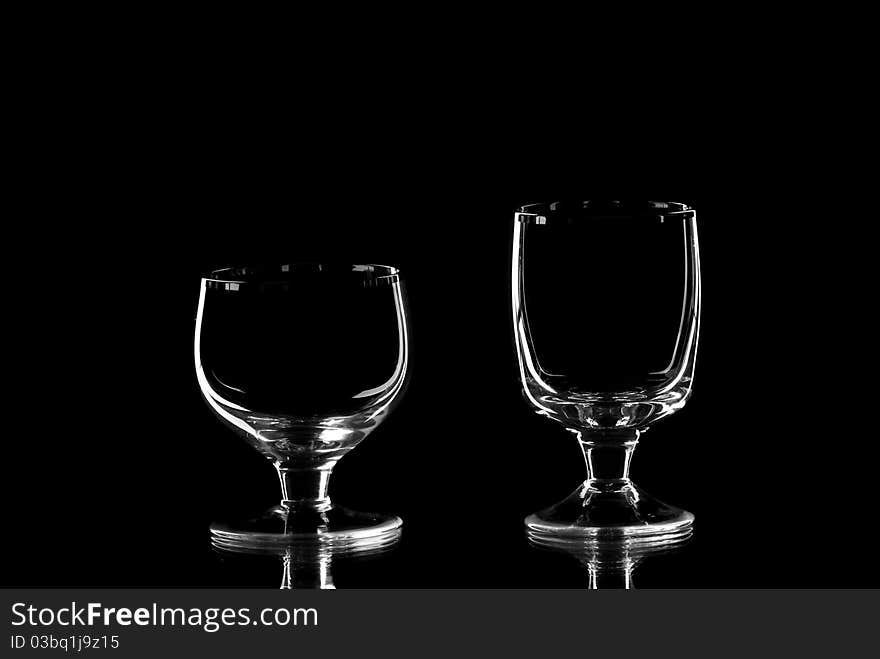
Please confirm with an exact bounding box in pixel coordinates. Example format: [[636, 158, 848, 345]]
[[525, 480, 693, 548], [211, 505, 402, 552]]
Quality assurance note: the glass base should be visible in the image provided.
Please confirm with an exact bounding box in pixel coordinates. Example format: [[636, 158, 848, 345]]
[[525, 480, 693, 549], [211, 504, 402, 552]]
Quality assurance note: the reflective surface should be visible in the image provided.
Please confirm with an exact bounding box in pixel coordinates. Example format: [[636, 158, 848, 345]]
[[206, 527, 691, 589], [528, 528, 693, 589], [213, 529, 402, 589], [195, 263, 409, 549], [513, 201, 701, 545]]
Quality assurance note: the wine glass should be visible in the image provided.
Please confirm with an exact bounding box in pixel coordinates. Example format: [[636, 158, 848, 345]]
[[512, 201, 701, 545], [195, 263, 409, 550]]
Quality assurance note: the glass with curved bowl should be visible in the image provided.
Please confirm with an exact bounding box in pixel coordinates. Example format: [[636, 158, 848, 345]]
[[195, 263, 409, 551], [512, 201, 701, 547]]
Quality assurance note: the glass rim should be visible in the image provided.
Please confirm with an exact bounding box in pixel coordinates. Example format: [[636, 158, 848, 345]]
[[517, 200, 695, 221], [202, 262, 400, 285]]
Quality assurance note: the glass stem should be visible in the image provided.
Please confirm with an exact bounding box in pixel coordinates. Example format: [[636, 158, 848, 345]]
[[578, 428, 640, 492], [276, 463, 333, 513]]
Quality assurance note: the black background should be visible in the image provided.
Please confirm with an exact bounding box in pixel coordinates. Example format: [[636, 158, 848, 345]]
[[7, 94, 873, 588]]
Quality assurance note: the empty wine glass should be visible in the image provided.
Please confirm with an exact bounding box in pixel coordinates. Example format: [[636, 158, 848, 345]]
[[195, 263, 409, 550], [512, 201, 701, 545]]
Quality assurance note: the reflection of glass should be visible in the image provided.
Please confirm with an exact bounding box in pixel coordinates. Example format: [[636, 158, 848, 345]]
[[512, 201, 701, 543], [212, 530, 401, 589], [528, 530, 692, 589], [195, 263, 409, 550]]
